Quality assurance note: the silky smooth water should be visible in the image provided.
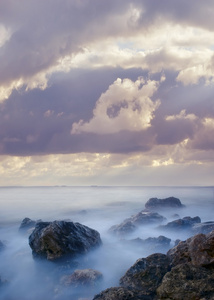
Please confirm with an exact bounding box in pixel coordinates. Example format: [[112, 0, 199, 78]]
[[0, 186, 213, 299]]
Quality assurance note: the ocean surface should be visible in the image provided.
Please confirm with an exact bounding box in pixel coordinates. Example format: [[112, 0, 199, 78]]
[[0, 186, 214, 299]]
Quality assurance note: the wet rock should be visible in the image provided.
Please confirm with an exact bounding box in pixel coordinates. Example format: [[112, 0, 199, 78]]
[[145, 197, 184, 211], [157, 263, 214, 300], [120, 253, 170, 297], [29, 220, 102, 261], [159, 216, 201, 232], [167, 230, 214, 268], [93, 287, 152, 300], [109, 211, 165, 236], [60, 269, 103, 288]]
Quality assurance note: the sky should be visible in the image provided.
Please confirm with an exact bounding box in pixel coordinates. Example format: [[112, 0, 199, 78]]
[[0, 0, 214, 186]]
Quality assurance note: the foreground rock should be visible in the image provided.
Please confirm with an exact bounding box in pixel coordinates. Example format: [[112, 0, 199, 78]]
[[157, 263, 214, 299], [109, 211, 165, 237], [167, 230, 214, 267], [120, 253, 170, 298], [29, 220, 102, 261], [145, 197, 184, 211], [93, 229, 214, 300], [93, 287, 146, 300]]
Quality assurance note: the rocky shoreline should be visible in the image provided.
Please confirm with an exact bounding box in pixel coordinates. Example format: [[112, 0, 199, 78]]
[[1, 196, 214, 299]]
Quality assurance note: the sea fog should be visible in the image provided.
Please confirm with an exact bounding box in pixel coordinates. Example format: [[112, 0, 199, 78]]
[[0, 186, 213, 300]]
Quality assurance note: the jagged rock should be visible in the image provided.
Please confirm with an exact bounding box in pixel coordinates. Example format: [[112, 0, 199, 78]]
[[120, 253, 170, 297], [157, 263, 214, 300], [167, 230, 214, 268], [159, 216, 201, 232], [109, 211, 165, 236], [93, 287, 152, 300], [29, 220, 102, 261], [145, 197, 184, 211], [19, 217, 37, 232], [60, 269, 103, 288]]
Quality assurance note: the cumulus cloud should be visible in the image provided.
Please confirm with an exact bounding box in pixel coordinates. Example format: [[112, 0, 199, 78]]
[[71, 77, 160, 134]]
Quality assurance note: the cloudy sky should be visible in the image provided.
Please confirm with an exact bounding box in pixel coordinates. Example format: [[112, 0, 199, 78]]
[[0, 0, 214, 186]]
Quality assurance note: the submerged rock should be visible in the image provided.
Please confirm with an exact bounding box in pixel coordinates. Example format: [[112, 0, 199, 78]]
[[192, 221, 214, 234], [60, 269, 103, 288], [109, 211, 165, 237], [19, 217, 37, 232], [158, 216, 201, 232], [29, 220, 102, 261], [122, 235, 171, 254], [0, 240, 5, 251], [145, 197, 184, 211]]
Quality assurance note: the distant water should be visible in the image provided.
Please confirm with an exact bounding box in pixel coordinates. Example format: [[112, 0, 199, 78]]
[[0, 186, 213, 300]]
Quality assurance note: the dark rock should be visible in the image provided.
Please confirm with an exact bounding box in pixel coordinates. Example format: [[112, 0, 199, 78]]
[[145, 197, 184, 211], [60, 269, 103, 288], [93, 287, 153, 300], [29, 220, 102, 261], [167, 230, 214, 268], [109, 211, 165, 237], [120, 253, 170, 297], [159, 216, 201, 232], [19, 217, 37, 232], [157, 263, 214, 300]]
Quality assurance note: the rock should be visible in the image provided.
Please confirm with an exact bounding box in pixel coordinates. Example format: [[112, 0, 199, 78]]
[[120, 253, 170, 297], [60, 269, 103, 288], [192, 221, 214, 234], [159, 216, 201, 232], [0, 240, 5, 251], [167, 230, 214, 268], [19, 217, 37, 232], [157, 263, 214, 300], [93, 287, 151, 300], [109, 211, 165, 237], [123, 236, 171, 253], [29, 220, 102, 261], [145, 197, 184, 211]]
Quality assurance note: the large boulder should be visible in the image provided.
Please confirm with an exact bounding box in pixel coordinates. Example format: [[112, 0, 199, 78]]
[[167, 230, 214, 268], [145, 197, 184, 211], [109, 211, 165, 237], [120, 253, 170, 298], [157, 263, 214, 300], [29, 220, 102, 261]]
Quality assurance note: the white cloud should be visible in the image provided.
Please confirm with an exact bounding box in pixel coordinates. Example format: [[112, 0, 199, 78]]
[[165, 109, 197, 121], [71, 77, 160, 134]]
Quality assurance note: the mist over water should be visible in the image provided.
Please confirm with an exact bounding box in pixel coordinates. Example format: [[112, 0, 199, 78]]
[[0, 186, 214, 299]]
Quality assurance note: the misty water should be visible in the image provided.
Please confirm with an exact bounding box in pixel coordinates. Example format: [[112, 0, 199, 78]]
[[0, 186, 214, 300]]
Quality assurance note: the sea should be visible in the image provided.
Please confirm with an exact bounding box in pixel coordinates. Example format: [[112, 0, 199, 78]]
[[0, 186, 213, 300]]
